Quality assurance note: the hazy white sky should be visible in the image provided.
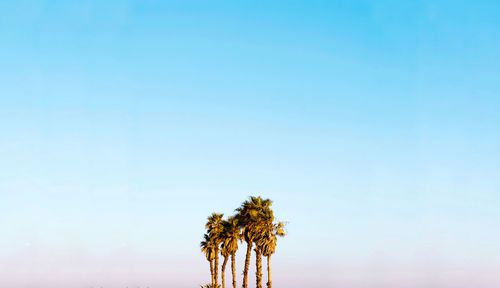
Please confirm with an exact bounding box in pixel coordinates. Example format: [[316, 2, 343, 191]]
[[1, 1, 499, 287]]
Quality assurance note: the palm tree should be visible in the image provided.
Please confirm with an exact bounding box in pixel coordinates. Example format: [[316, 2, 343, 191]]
[[235, 198, 257, 288], [252, 198, 273, 288], [254, 245, 263, 288], [206, 213, 224, 288], [220, 237, 230, 288], [201, 233, 216, 286], [235, 196, 272, 288], [259, 221, 286, 288], [222, 217, 240, 288]]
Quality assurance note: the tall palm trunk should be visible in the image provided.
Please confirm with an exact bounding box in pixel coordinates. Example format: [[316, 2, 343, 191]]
[[214, 247, 219, 287], [210, 259, 215, 286], [266, 255, 271, 288], [242, 241, 252, 288], [221, 255, 229, 288], [231, 252, 237, 288], [255, 247, 262, 288]]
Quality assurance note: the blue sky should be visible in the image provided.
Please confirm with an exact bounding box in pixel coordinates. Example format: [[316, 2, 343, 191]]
[[1, 1, 499, 288]]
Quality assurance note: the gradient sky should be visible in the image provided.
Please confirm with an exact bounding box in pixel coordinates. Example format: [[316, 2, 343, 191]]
[[1, 1, 499, 288]]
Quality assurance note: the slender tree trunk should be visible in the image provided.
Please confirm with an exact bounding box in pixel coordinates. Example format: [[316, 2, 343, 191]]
[[214, 247, 219, 288], [255, 247, 262, 288], [266, 255, 271, 288], [231, 252, 237, 288], [210, 259, 215, 286], [242, 241, 252, 288], [221, 255, 229, 288]]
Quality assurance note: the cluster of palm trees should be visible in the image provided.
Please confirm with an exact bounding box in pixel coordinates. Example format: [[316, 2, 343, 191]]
[[200, 196, 286, 288]]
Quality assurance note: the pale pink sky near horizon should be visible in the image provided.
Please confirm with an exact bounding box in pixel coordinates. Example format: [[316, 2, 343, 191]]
[[2, 251, 499, 288], [2, 240, 499, 288]]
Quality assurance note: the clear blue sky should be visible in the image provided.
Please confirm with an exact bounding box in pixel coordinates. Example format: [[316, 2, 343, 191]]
[[1, 1, 499, 288]]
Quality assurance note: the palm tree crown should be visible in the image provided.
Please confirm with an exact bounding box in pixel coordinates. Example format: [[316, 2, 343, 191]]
[[222, 217, 240, 254], [236, 196, 272, 242], [200, 233, 216, 261], [206, 213, 225, 238]]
